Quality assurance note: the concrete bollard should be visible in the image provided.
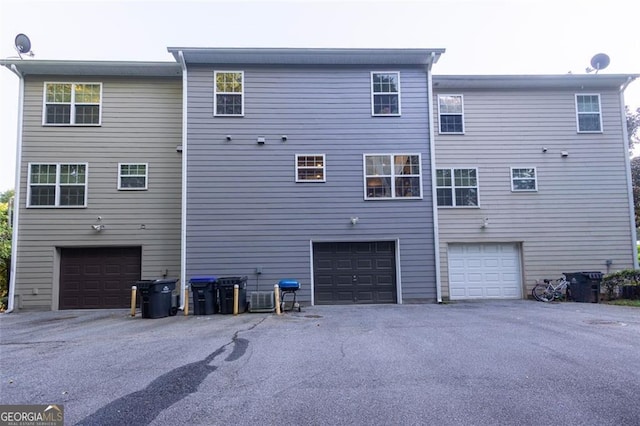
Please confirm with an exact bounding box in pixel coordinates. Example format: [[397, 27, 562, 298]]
[[233, 284, 239, 315], [184, 285, 189, 316], [274, 284, 281, 315], [130, 286, 137, 317]]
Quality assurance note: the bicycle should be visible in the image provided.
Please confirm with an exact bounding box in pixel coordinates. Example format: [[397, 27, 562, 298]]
[[532, 275, 571, 302]]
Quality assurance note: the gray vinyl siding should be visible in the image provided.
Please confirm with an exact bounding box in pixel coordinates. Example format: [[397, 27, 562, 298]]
[[186, 65, 436, 302], [434, 87, 634, 299], [15, 76, 182, 309]]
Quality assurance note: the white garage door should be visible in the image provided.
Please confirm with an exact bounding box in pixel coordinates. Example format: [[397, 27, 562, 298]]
[[448, 243, 522, 300]]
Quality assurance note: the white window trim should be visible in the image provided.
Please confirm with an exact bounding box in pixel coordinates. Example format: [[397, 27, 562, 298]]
[[42, 82, 102, 126], [436, 167, 480, 208], [118, 163, 149, 190], [371, 71, 401, 117], [214, 71, 245, 117], [437, 94, 465, 134], [510, 167, 538, 192], [27, 162, 89, 208], [363, 153, 422, 200], [575, 93, 603, 133], [295, 154, 326, 183]]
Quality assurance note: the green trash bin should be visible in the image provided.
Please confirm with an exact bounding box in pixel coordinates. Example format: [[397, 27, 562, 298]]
[[217, 276, 248, 314], [563, 272, 602, 303]]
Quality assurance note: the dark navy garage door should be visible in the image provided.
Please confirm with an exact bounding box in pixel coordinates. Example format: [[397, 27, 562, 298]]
[[313, 241, 397, 305]]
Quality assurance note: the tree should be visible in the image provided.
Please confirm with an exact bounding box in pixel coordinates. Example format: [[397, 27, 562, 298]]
[[628, 106, 640, 154], [0, 195, 11, 310]]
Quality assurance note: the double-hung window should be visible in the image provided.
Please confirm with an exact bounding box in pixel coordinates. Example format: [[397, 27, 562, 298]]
[[575, 94, 602, 132], [295, 155, 326, 182], [511, 167, 537, 192], [214, 71, 244, 116], [28, 163, 88, 207], [371, 72, 400, 116], [364, 154, 421, 199], [436, 168, 478, 207], [44, 83, 102, 125], [118, 163, 148, 190], [438, 94, 464, 133]]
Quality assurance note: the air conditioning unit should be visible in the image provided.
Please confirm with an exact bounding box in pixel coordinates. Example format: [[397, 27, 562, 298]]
[[249, 291, 275, 313]]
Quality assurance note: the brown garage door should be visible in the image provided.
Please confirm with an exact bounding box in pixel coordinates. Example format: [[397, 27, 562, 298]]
[[59, 247, 141, 309], [313, 241, 397, 305]]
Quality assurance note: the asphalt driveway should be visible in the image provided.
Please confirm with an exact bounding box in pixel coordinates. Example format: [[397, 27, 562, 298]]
[[1, 300, 639, 425]]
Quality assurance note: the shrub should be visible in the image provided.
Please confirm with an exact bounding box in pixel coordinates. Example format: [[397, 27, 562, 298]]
[[602, 269, 640, 299]]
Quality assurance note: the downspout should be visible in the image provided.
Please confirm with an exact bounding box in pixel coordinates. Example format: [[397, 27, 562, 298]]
[[427, 53, 443, 303], [177, 51, 188, 308], [620, 76, 639, 269], [5, 64, 25, 313]]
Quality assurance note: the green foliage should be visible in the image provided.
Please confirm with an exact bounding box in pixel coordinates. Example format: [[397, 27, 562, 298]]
[[628, 106, 640, 154], [602, 269, 640, 300], [0, 189, 12, 309], [0, 202, 10, 310]]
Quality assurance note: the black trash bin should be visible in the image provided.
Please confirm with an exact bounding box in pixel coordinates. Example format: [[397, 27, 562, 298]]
[[563, 272, 602, 303], [217, 276, 248, 314], [189, 276, 217, 315], [137, 279, 179, 318]]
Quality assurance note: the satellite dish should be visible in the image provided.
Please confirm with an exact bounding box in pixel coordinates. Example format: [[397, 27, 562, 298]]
[[589, 53, 610, 73], [14, 33, 33, 58]]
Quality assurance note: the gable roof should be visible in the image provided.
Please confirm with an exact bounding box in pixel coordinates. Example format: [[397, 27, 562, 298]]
[[167, 47, 445, 67]]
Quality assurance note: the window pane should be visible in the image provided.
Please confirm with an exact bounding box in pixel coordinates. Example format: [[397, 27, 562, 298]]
[[395, 177, 420, 197], [216, 94, 242, 115], [60, 165, 86, 184], [578, 114, 601, 132], [75, 105, 100, 124], [366, 177, 391, 198], [30, 186, 56, 206], [30, 164, 57, 184], [60, 186, 85, 206], [366, 155, 391, 175], [297, 169, 324, 181], [46, 105, 71, 124], [437, 188, 452, 206], [439, 95, 462, 114], [121, 176, 146, 188], [394, 155, 420, 175], [455, 188, 478, 206], [75, 84, 100, 103], [46, 83, 72, 103], [373, 74, 398, 93], [577, 95, 599, 113], [440, 115, 463, 133], [513, 180, 536, 191], [373, 94, 399, 114], [436, 169, 451, 186], [512, 168, 535, 179], [216, 72, 242, 92], [454, 169, 476, 186]]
